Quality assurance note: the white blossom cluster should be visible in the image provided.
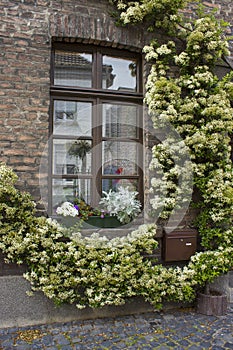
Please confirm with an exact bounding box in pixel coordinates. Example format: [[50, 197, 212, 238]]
[[0, 163, 18, 186], [0, 162, 233, 310], [56, 202, 79, 217], [112, 0, 186, 32], [142, 12, 233, 249], [1, 3, 233, 311], [99, 186, 141, 224]]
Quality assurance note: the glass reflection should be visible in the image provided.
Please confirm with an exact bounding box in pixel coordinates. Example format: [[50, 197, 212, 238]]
[[102, 178, 138, 193], [102, 141, 138, 175], [53, 139, 92, 175], [102, 103, 138, 138], [54, 50, 92, 88], [53, 100, 92, 136], [52, 178, 91, 214], [102, 56, 137, 91]]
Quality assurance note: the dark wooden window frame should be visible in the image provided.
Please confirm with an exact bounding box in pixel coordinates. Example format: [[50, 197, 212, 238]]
[[50, 43, 144, 214]]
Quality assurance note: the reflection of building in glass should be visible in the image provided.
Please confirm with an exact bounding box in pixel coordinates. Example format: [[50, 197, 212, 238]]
[[103, 103, 139, 192], [53, 139, 92, 207], [55, 51, 116, 88], [102, 60, 116, 89], [51, 47, 141, 211], [53, 101, 92, 136], [53, 140, 92, 175], [55, 51, 92, 87], [102, 55, 136, 91]]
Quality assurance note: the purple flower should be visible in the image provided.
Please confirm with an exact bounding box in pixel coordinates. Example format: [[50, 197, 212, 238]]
[[74, 205, 79, 211]]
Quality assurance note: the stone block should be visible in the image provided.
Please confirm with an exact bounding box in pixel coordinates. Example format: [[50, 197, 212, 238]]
[[0, 276, 156, 328]]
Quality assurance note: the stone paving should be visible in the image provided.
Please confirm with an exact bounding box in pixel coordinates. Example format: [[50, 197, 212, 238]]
[[0, 304, 232, 349]]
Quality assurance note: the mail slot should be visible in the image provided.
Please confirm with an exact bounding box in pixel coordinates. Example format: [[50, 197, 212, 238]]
[[163, 228, 198, 262]]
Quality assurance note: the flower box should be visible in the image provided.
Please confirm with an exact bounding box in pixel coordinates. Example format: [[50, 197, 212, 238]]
[[58, 215, 122, 228], [82, 215, 122, 228], [58, 216, 79, 228]]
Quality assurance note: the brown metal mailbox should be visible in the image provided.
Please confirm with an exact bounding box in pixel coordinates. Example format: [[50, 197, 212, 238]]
[[163, 228, 198, 262]]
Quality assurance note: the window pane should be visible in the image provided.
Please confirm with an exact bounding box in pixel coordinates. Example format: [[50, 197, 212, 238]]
[[103, 103, 139, 138], [102, 56, 137, 91], [102, 178, 138, 193], [102, 141, 139, 175], [53, 100, 92, 136], [54, 50, 92, 87], [52, 178, 91, 213], [53, 139, 92, 175]]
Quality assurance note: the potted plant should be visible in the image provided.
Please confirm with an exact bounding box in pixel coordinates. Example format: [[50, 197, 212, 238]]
[[197, 283, 227, 316], [187, 248, 231, 316], [56, 198, 103, 228], [55, 186, 142, 229], [56, 201, 82, 228], [99, 186, 141, 225], [193, 252, 229, 316]]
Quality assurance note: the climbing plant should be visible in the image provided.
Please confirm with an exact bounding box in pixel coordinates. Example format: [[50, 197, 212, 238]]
[[0, 1, 233, 310], [0, 163, 233, 309], [109, 0, 188, 35], [112, 0, 233, 250]]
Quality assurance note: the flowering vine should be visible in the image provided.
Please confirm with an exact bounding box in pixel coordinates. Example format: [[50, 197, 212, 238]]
[[112, 0, 233, 249], [0, 163, 233, 309], [0, 1, 233, 310], [109, 0, 188, 34], [144, 15, 233, 249]]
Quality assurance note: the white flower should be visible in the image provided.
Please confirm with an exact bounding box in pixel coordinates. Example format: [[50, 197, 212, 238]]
[[56, 202, 79, 217], [99, 187, 141, 224]]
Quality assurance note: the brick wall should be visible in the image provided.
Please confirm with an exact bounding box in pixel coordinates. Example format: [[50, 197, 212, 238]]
[[0, 0, 155, 275], [0, 0, 51, 201], [0, 0, 232, 199], [0, 0, 155, 201]]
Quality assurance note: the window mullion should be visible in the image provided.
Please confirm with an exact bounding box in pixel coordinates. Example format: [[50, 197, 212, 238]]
[[95, 50, 102, 89], [91, 99, 102, 206]]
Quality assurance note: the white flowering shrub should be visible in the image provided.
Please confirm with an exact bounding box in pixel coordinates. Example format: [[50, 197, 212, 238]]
[[110, 0, 187, 34], [0, 163, 233, 308], [99, 186, 141, 224], [0, 3, 233, 310], [141, 13, 233, 249], [108, 1, 233, 296]]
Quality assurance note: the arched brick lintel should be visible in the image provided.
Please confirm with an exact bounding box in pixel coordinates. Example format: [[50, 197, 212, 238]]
[[49, 13, 156, 52]]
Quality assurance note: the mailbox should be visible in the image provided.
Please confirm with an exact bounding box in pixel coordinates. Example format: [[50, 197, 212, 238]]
[[163, 228, 198, 262]]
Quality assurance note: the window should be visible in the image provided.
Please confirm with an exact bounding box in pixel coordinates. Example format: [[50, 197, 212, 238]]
[[50, 43, 143, 214]]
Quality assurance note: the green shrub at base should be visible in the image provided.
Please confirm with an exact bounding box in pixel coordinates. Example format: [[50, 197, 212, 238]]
[[0, 163, 232, 310]]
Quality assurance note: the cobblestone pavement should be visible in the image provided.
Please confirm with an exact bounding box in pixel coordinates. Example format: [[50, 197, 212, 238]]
[[0, 304, 232, 349]]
